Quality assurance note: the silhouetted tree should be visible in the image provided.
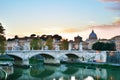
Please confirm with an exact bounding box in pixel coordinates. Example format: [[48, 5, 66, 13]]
[[30, 34, 36, 38], [0, 23, 6, 54], [53, 34, 62, 40], [40, 35, 47, 41], [14, 35, 19, 39], [0, 23, 5, 34], [92, 42, 116, 51]]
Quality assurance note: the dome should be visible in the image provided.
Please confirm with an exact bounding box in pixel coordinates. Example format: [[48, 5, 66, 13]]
[[89, 30, 97, 40]]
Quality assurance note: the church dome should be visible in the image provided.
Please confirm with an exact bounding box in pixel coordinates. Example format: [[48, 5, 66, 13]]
[[89, 30, 97, 40]]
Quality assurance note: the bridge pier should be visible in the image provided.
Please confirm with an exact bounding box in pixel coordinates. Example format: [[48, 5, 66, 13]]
[[22, 58, 29, 66]]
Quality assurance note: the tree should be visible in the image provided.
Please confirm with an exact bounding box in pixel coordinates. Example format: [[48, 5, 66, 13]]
[[14, 35, 19, 39], [53, 34, 62, 40], [30, 34, 36, 38], [60, 39, 69, 50], [40, 35, 47, 41], [104, 42, 116, 51], [0, 23, 5, 35], [0, 23, 6, 54], [92, 42, 116, 51], [45, 37, 53, 50], [30, 37, 42, 50]]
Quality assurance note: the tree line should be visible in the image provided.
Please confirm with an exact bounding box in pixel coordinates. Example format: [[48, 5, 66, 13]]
[[30, 35, 69, 50], [92, 42, 116, 51]]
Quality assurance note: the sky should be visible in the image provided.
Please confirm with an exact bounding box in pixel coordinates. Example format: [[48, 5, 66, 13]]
[[0, 0, 120, 40]]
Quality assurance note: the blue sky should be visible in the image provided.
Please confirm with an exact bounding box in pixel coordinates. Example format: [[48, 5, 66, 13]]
[[0, 0, 119, 40]]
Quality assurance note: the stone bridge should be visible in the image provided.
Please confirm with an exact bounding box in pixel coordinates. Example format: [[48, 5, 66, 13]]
[[5, 50, 106, 65]]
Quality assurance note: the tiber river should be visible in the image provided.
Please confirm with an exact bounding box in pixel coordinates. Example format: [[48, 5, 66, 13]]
[[1, 61, 120, 80]]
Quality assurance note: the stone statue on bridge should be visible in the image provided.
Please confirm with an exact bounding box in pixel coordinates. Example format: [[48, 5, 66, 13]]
[[79, 42, 83, 52], [44, 46, 48, 50], [55, 44, 60, 51], [13, 43, 30, 50]]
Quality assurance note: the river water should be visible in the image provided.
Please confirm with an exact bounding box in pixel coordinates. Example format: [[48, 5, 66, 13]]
[[0, 62, 119, 80]]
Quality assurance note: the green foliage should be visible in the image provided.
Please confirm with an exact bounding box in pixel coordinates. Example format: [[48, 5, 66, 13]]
[[0, 23, 5, 34], [92, 42, 116, 51], [60, 39, 69, 50], [0, 35, 6, 54], [0, 23, 6, 54], [46, 37, 53, 50], [30, 37, 42, 50]]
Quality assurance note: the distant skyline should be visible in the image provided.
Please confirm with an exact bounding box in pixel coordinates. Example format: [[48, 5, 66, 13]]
[[0, 0, 120, 40]]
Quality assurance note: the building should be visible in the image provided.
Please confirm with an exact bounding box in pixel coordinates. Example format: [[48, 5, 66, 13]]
[[73, 35, 82, 50], [82, 41, 89, 50], [98, 39, 110, 43], [69, 35, 83, 50], [86, 30, 98, 50], [110, 35, 120, 51], [74, 35, 82, 43], [88, 30, 98, 40], [6, 37, 31, 50]]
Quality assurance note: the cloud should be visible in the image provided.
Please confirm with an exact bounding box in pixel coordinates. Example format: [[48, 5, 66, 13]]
[[113, 18, 120, 24], [107, 7, 120, 11], [99, 0, 120, 11], [92, 19, 120, 29], [100, 0, 120, 2], [62, 28, 81, 33], [107, 2, 120, 10], [62, 25, 93, 33], [85, 20, 120, 39]]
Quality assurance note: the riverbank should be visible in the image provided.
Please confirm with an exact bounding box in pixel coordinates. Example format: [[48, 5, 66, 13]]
[[61, 61, 120, 69]]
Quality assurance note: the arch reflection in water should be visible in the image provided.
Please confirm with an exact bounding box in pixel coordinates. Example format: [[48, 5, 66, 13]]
[[4, 63, 120, 80], [30, 64, 107, 80]]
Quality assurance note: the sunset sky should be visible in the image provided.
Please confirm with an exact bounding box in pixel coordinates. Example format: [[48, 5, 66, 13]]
[[0, 0, 120, 40]]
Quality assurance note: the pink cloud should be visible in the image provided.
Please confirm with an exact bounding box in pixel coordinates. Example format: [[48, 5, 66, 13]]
[[62, 28, 80, 33], [107, 2, 120, 10], [82, 20, 120, 40], [100, 0, 120, 2], [100, 0, 120, 11], [113, 19, 120, 25], [107, 7, 120, 10], [92, 19, 120, 29]]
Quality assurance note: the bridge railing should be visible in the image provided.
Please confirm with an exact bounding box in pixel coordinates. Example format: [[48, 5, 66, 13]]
[[5, 50, 86, 53], [106, 51, 120, 64]]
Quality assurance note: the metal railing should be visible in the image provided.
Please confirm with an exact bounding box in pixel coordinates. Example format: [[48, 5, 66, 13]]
[[106, 51, 120, 64]]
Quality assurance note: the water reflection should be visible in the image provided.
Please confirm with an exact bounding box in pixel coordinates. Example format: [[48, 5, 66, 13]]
[[0, 66, 13, 76], [1, 63, 120, 80]]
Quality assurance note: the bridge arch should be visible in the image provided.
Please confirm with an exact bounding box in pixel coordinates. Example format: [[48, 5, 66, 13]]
[[65, 53, 79, 58], [64, 53, 80, 62], [30, 53, 55, 59], [7, 54, 23, 60], [40, 54, 55, 59], [29, 52, 56, 60]]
